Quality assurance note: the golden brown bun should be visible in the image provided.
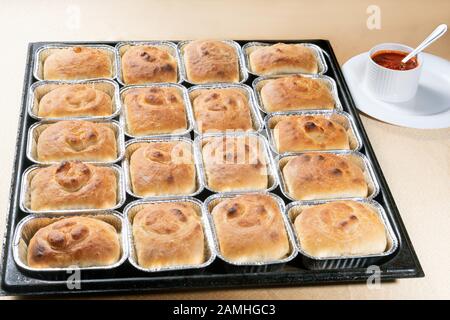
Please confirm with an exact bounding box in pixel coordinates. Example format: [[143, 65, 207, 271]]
[[123, 87, 187, 136], [27, 217, 120, 268], [43, 47, 112, 80], [191, 88, 253, 133], [249, 43, 318, 75], [30, 161, 117, 211], [260, 75, 335, 112], [129, 141, 196, 197], [36, 121, 117, 162], [294, 201, 387, 257], [121, 46, 178, 84], [183, 40, 239, 83], [211, 194, 290, 262], [38, 85, 113, 118], [133, 202, 205, 268], [201, 136, 268, 192], [282, 153, 368, 200], [274, 115, 350, 153]]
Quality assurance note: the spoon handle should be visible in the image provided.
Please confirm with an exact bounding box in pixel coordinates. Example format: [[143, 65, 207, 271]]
[[402, 24, 447, 63]]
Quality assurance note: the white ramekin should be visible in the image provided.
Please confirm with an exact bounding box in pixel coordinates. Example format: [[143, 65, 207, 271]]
[[364, 43, 423, 103]]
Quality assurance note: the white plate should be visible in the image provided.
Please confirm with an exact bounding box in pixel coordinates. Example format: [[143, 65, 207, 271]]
[[342, 52, 450, 129]]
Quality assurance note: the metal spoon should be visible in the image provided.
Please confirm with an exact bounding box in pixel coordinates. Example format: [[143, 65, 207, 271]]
[[401, 24, 447, 64]]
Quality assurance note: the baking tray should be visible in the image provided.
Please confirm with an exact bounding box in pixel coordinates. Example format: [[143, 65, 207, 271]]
[[0, 40, 424, 296]]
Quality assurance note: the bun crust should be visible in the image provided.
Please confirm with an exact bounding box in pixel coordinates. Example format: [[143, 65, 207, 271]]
[[132, 202, 205, 268], [274, 115, 349, 153], [211, 194, 290, 263], [27, 217, 121, 268], [191, 88, 253, 133], [260, 75, 335, 112], [183, 40, 239, 83], [249, 43, 318, 75], [282, 153, 368, 200], [36, 121, 117, 162], [129, 141, 196, 197], [294, 201, 387, 257], [43, 47, 112, 80], [38, 85, 113, 118], [123, 87, 187, 136], [30, 161, 117, 211], [121, 46, 178, 84], [201, 135, 268, 192]]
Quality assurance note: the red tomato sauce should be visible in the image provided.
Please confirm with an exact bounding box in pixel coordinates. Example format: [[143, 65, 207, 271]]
[[371, 50, 418, 71]]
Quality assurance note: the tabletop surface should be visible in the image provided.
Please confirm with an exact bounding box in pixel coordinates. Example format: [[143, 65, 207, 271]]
[[0, 0, 449, 300]]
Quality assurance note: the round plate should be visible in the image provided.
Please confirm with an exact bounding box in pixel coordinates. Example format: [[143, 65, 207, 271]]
[[342, 52, 450, 129]]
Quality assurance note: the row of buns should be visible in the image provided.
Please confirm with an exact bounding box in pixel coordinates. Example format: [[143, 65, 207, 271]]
[[28, 110, 359, 161], [36, 41, 325, 84], [29, 76, 341, 134], [22, 134, 377, 213], [19, 195, 392, 270]]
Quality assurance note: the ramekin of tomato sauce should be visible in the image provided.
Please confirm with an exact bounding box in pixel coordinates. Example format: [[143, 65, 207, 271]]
[[364, 43, 423, 102], [371, 50, 419, 71]]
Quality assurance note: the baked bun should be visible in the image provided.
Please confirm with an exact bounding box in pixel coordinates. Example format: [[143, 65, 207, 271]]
[[129, 141, 196, 197], [121, 45, 178, 84], [27, 217, 120, 268], [123, 87, 187, 136], [294, 201, 387, 257], [274, 115, 350, 153], [191, 88, 253, 133], [183, 40, 240, 83], [249, 43, 318, 75], [30, 161, 117, 211], [211, 194, 290, 262], [36, 121, 117, 162], [43, 47, 112, 80], [132, 202, 205, 268], [282, 153, 368, 200], [260, 75, 335, 112], [38, 85, 113, 118], [201, 135, 268, 192]]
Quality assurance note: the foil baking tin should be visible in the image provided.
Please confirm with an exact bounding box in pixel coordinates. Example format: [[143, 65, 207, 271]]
[[177, 40, 249, 85], [122, 137, 204, 199], [28, 79, 121, 121], [123, 197, 216, 273], [20, 164, 126, 215], [285, 199, 399, 269], [12, 211, 129, 272], [252, 73, 343, 114], [26, 120, 125, 165], [264, 110, 363, 155], [119, 83, 194, 139], [187, 83, 264, 135], [204, 192, 298, 272], [194, 132, 279, 194], [276, 150, 380, 202], [115, 41, 183, 85], [242, 41, 328, 76], [33, 44, 118, 81]]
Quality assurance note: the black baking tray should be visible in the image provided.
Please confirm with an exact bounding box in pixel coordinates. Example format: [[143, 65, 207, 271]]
[[0, 40, 424, 296]]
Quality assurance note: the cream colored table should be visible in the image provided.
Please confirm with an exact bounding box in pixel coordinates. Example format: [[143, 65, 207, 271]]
[[0, 0, 449, 300]]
